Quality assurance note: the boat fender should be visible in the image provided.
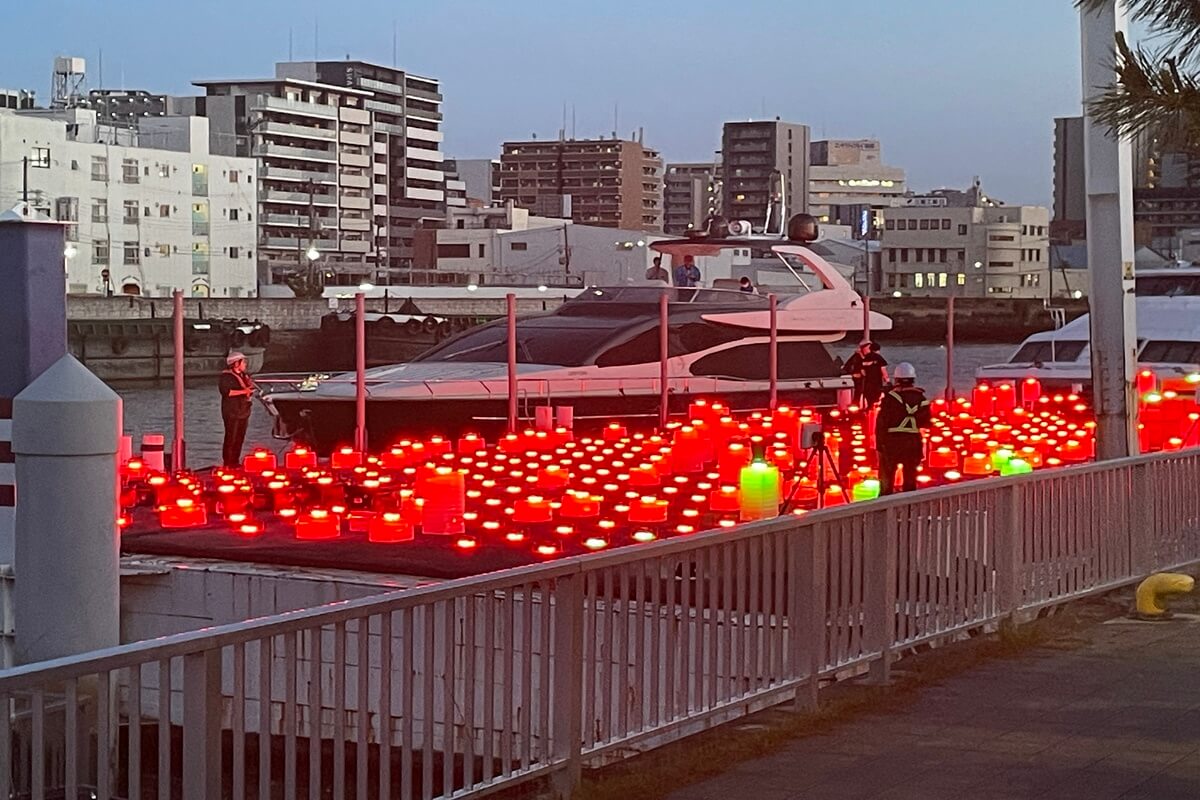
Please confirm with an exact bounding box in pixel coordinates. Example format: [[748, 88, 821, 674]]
[[249, 324, 271, 348], [375, 316, 396, 329], [437, 320, 452, 338], [111, 336, 129, 355], [404, 318, 423, 335], [422, 317, 438, 334]]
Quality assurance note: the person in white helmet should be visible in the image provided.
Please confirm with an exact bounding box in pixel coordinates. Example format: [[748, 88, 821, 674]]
[[874, 362, 930, 494], [219, 352, 256, 466]]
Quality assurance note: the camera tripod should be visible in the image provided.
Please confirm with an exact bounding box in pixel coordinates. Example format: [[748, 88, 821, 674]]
[[781, 430, 845, 513]]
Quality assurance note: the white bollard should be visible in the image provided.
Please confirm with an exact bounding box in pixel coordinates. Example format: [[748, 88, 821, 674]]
[[535, 406, 553, 431], [555, 405, 574, 431], [119, 434, 133, 464], [13, 355, 120, 663], [141, 432, 165, 472]]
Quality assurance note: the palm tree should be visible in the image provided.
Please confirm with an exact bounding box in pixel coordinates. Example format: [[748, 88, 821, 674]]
[[1078, 0, 1200, 156]]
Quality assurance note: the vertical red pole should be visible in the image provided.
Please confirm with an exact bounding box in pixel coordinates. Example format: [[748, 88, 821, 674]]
[[768, 293, 778, 411], [172, 289, 185, 470], [862, 294, 871, 341], [659, 293, 669, 428], [507, 293, 518, 433], [946, 294, 956, 402], [354, 292, 367, 453]]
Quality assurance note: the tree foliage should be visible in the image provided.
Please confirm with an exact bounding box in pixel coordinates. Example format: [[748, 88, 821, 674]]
[[1077, 0, 1200, 154]]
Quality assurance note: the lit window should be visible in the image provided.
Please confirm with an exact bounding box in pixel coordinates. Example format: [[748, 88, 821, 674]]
[[914, 273, 924, 288]]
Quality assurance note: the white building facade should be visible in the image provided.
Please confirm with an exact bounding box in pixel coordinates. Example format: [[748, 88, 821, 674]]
[[0, 108, 257, 297], [880, 204, 1051, 298]]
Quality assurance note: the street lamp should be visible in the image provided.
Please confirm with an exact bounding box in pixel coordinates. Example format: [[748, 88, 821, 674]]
[[63, 243, 78, 259], [306, 245, 320, 262]]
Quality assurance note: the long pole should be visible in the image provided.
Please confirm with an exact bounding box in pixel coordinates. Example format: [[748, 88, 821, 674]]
[[354, 291, 367, 453], [507, 293, 518, 433], [172, 289, 185, 470], [768, 293, 778, 410], [862, 294, 871, 342], [659, 293, 670, 428], [22, 157, 29, 204], [945, 294, 955, 402]]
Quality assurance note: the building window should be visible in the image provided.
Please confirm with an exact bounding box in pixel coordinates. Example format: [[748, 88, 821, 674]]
[[510, 241, 528, 251], [159, 164, 170, 178], [92, 199, 108, 223], [123, 241, 140, 265], [957, 224, 967, 235], [229, 246, 240, 259], [914, 273, 924, 288], [229, 208, 239, 221], [477, 244, 485, 258], [956, 273, 966, 286], [91, 156, 108, 182], [159, 205, 170, 218], [158, 244, 171, 257], [437, 243, 471, 259], [927, 272, 936, 286], [885, 219, 895, 231], [122, 159, 140, 184], [990, 261, 1015, 268], [939, 249, 947, 262], [919, 219, 930, 230], [938, 272, 947, 288], [927, 249, 936, 262], [30, 147, 50, 168], [887, 248, 896, 262], [93, 241, 109, 265], [229, 170, 240, 183], [941, 219, 950, 230], [900, 249, 909, 263], [915, 249, 923, 263], [123, 200, 139, 225]]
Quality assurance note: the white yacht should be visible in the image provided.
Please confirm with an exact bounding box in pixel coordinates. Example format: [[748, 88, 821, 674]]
[[264, 213, 892, 450], [976, 267, 1200, 390]]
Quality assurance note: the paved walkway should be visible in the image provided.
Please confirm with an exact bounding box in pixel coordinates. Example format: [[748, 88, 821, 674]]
[[668, 613, 1200, 799]]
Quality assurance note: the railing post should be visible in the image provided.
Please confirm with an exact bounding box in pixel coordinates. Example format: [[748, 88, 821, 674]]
[[790, 523, 825, 712], [865, 508, 898, 684], [550, 571, 585, 799], [993, 482, 1025, 626], [182, 649, 222, 800]]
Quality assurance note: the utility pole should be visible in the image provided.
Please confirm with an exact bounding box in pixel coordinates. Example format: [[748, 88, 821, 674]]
[[1082, 0, 1138, 458], [22, 156, 29, 204]]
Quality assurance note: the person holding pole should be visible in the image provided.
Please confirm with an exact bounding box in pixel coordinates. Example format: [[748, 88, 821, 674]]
[[219, 352, 255, 467]]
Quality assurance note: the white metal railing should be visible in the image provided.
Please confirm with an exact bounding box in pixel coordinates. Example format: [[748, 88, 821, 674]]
[[2, 450, 1200, 799]]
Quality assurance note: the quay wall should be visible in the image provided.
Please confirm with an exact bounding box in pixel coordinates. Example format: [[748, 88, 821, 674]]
[[68, 295, 1091, 342]]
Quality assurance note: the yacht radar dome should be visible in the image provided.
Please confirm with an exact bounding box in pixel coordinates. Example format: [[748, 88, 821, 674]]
[[787, 213, 820, 243]]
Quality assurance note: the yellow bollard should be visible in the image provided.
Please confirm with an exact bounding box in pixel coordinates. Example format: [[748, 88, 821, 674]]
[[1133, 572, 1195, 620]]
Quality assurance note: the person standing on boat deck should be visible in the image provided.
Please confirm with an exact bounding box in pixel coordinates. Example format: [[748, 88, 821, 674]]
[[843, 340, 888, 407], [875, 362, 931, 494], [739, 276, 756, 293], [219, 352, 256, 467], [646, 256, 669, 283], [674, 254, 701, 287]]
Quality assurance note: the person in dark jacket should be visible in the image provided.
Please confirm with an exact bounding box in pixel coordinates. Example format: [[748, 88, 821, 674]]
[[219, 352, 256, 467], [674, 254, 701, 287], [874, 362, 931, 494], [843, 341, 889, 407]]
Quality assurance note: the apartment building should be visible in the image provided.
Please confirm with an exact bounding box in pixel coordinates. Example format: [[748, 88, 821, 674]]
[[275, 61, 448, 279], [663, 162, 721, 235], [880, 203, 1050, 298], [186, 75, 379, 286], [808, 139, 907, 229], [721, 120, 809, 227], [450, 158, 501, 205], [497, 137, 664, 232], [0, 108, 256, 297]]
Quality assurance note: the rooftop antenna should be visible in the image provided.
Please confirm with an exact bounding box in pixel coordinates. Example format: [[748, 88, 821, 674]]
[[561, 102, 567, 141], [314, 17, 319, 60], [571, 105, 576, 140], [392, 21, 398, 66], [613, 101, 618, 139], [288, 27, 294, 61]]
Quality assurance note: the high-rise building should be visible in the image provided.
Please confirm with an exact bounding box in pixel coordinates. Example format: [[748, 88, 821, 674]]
[[275, 61, 447, 280], [497, 137, 663, 232], [1053, 115, 1200, 256], [450, 158, 501, 206], [0, 107, 257, 297], [721, 120, 809, 228], [663, 162, 721, 235], [808, 139, 906, 230]]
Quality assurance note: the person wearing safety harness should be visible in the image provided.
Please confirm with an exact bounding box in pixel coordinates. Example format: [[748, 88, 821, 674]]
[[874, 362, 931, 494]]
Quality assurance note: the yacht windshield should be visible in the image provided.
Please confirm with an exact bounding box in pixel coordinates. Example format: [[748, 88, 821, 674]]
[[1135, 275, 1200, 297], [415, 322, 616, 366], [1139, 341, 1200, 363], [1009, 340, 1087, 364]]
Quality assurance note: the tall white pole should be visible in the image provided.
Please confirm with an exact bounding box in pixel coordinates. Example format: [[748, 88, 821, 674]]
[[172, 289, 185, 470], [354, 292, 367, 453], [1082, 0, 1138, 458]]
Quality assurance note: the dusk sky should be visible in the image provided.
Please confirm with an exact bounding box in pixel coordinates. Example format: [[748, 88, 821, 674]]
[[1, 1, 1096, 206]]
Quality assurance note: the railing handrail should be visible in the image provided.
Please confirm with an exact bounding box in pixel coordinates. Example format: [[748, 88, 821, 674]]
[[0, 447, 1183, 691]]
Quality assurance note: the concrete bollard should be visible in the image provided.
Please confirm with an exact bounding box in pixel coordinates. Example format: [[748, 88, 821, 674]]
[[13, 355, 121, 664], [0, 208, 68, 563]]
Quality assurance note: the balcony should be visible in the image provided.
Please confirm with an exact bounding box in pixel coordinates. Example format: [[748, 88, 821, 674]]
[[340, 239, 372, 253], [340, 217, 372, 232], [262, 236, 338, 250], [254, 95, 338, 119], [191, 173, 208, 197], [340, 173, 372, 189], [191, 253, 210, 275], [191, 221, 210, 236], [405, 166, 445, 183], [262, 189, 338, 205], [261, 166, 338, 184], [340, 195, 372, 210], [260, 121, 337, 141], [340, 152, 372, 169], [340, 130, 370, 147], [405, 186, 444, 202], [405, 146, 443, 163], [255, 143, 337, 163], [404, 84, 443, 103], [262, 213, 337, 230]]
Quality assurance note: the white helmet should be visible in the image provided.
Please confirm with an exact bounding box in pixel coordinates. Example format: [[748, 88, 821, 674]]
[[894, 362, 917, 381]]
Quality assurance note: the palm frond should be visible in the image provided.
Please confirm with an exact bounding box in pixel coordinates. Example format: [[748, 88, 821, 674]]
[[1077, 0, 1200, 58], [1087, 33, 1200, 154]]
